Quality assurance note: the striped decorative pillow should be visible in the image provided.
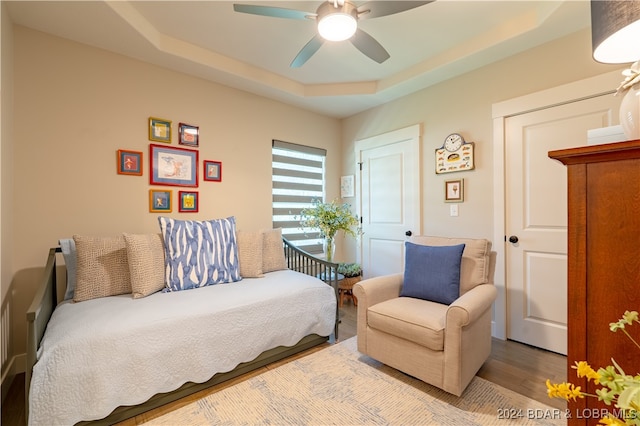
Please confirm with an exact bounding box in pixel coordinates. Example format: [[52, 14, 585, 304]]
[[158, 216, 241, 291]]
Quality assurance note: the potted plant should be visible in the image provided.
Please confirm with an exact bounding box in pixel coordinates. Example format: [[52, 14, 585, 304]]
[[298, 199, 361, 262], [337, 262, 362, 279], [337, 262, 362, 307]]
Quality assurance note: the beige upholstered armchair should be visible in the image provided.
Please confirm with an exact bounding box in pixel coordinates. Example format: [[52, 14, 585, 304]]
[[353, 236, 497, 396]]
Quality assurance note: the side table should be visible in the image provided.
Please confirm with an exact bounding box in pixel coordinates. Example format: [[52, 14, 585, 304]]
[[338, 276, 361, 307]]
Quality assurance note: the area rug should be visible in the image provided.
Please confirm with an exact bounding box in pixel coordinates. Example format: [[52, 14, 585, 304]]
[[143, 337, 563, 425]]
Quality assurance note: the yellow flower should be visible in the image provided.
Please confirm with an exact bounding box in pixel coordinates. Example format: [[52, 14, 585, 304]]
[[599, 415, 626, 426], [573, 360, 600, 384], [546, 380, 584, 401]]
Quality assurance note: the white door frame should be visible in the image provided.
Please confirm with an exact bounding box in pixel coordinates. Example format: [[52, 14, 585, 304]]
[[490, 69, 623, 340], [354, 124, 423, 267]]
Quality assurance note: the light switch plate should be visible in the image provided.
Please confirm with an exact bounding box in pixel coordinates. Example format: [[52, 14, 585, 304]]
[[450, 204, 459, 217]]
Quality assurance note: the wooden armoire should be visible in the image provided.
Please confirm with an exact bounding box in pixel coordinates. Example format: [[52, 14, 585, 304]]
[[549, 140, 640, 425]]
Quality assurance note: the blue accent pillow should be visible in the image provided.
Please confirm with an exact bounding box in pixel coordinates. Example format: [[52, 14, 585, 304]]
[[400, 242, 465, 305], [158, 216, 241, 291]]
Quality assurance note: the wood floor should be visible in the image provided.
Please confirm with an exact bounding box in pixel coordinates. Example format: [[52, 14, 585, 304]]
[[1, 301, 566, 425]]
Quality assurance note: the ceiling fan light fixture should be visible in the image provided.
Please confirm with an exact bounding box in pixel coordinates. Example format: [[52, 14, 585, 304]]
[[318, 13, 357, 41], [316, 2, 358, 42]]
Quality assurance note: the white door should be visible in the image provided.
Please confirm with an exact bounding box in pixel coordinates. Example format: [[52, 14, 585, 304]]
[[505, 94, 620, 354], [357, 125, 421, 279]]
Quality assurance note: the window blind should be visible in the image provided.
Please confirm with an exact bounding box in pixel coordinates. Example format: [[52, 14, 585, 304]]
[[272, 140, 326, 254]]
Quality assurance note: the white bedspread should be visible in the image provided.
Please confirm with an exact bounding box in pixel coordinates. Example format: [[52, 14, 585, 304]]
[[29, 270, 336, 425]]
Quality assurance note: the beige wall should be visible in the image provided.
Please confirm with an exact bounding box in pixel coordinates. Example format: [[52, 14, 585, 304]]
[[1, 2, 16, 392], [1, 2, 14, 306], [5, 26, 341, 362], [1, 22, 626, 378], [340, 28, 620, 251]]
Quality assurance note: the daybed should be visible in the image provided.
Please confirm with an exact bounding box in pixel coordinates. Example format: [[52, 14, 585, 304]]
[[26, 220, 339, 425]]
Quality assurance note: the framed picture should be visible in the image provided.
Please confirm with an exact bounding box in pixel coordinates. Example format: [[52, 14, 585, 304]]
[[178, 191, 199, 213], [178, 123, 199, 147], [149, 117, 172, 143], [149, 189, 172, 213], [150, 144, 198, 187], [445, 179, 464, 202], [340, 175, 355, 198], [116, 149, 143, 176], [204, 160, 222, 182]]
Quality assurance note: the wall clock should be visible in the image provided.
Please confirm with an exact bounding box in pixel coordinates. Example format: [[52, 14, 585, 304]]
[[435, 133, 475, 174]]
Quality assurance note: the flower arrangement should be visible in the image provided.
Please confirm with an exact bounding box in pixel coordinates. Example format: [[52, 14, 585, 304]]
[[298, 199, 361, 261], [546, 311, 640, 425]]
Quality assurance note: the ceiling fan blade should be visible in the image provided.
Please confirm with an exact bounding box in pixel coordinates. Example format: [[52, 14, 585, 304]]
[[233, 4, 314, 20], [357, 1, 433, 20], [350, 29, 390, 64], [291, 35, 325, 68]]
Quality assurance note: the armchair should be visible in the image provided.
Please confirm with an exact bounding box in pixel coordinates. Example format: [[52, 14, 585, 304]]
[[353, 236, 497, 396]]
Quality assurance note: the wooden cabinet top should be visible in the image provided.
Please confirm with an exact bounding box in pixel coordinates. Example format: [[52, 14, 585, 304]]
[[549, 139, 640, 165]]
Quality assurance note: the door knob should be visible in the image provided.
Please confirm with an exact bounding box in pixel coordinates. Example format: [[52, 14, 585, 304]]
[[508, 235, 519, 244], [405, 231, 413, 237]]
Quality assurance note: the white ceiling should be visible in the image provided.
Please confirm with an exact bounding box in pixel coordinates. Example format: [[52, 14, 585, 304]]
[[6, 0, 592, 118]]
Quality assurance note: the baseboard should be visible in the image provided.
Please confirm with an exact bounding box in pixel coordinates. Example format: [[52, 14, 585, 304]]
[[1, 353, 25, 403], [491, 320, 505, 340]]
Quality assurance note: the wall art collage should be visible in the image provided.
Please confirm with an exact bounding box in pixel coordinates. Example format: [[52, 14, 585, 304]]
[[116, 117, 222, 213]]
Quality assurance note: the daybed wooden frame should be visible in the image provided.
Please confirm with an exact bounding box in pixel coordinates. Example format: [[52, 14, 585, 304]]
[[25, 238, 339, 425]]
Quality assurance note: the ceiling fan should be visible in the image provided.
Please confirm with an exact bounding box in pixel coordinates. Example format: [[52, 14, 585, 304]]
[[233, 1, 433, 68]]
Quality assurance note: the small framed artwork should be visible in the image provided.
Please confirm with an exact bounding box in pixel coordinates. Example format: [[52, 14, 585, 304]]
[[150, 144, 198, 187], [116, 149, 143, 176], [340, 175, 355, 198], [445, 179, 464, 202], [204, 160, 222, 182], [149, 189, 172, 213], [149, 117, 172, 143], [178, 123, 199, 147], [178, 191, 199, 213]]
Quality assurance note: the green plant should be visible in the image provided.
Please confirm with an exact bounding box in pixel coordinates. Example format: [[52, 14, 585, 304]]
[[546, 311, 640, 425], [298, 199, 361, 240], [337, 262, 362, 278], [298, 199, 361, 261]]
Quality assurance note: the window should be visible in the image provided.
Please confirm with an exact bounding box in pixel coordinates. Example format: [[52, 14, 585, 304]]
[[272, 140, 326, 254]]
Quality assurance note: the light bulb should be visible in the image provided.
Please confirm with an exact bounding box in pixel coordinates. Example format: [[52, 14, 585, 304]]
[[318, 13, 357, 41]]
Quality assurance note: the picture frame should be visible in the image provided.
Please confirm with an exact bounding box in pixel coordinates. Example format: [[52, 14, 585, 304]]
[[340, 175, 355, 198], [445, 179, 464, 202], [204, 160, 222, 182], [149, 189, 172, 213], [116, 149, 143, 176], [149, 117, 172, 143], [150, 144, 198, 187], [178, 191, 199, 213], [178, 123, 199, 147]]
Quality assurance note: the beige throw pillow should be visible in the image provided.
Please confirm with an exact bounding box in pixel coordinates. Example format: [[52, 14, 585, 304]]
[[409, 236, 491, 295], [237, 230, 264, 278], [73, 235, 132, 302], [262, 228, 287, 273], [124, 233, 165, 298]]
